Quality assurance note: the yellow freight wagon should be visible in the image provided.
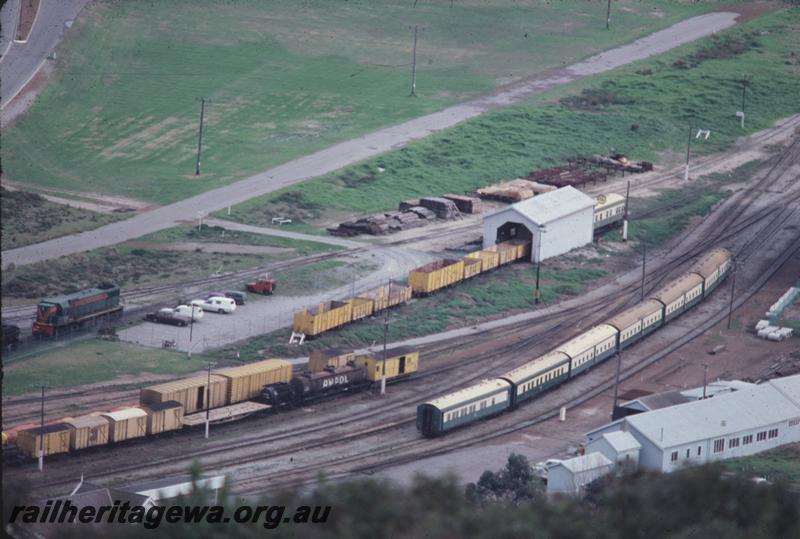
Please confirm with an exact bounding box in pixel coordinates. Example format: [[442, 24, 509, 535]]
[[293, 300, 353, 336], [348, 297, 375, 322], [464, 249, 500, 273], [17, 424, 71, 458], [409, 259, 465, 295], [356, 347, 420, 381], [63, 415, 109, 451], [504, 239, 531, 261], [463, 258, 482, 280], [216, 359, 294, 403], [309, 349, 355, 372], [100, 408, 148, 443], [141, 401, 184, 435], [140, 374, 230, 414], [490, 243, 518, 265]]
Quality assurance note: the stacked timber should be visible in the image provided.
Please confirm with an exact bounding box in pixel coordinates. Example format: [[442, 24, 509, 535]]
[[419, 197, 460, 219], [476, 180, 536, 202], [442, 194, 482, 214], [398, 199, 421, 211]]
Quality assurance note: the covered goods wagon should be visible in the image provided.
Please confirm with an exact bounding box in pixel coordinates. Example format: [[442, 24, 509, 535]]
[[355, 347, 419, 381], [17, 424, 71, 457], [141, 401, 184, 435], [100, 408, 147, 443], [140, 374, 230, 414], [63, 414, 109, 451], [216, 359, 294, 403], [309, 349, 355, 372]]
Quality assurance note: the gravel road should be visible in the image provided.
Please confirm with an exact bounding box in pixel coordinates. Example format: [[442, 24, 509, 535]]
[[1, 12, 739, 268]]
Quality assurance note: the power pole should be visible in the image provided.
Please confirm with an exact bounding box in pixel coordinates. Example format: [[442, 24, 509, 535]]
[[410, 25, 419, 97], [195, 97, 206, 175], [640, 243, 646, 301], [684, 124, 692, 181], [39, 386, 45, 472], [702, 364, 709, 399], [622, 180, 630, 241], [188, 306, 195, 359], [205, 362, 212, 438], [739, 76, 750, 129], [535, 261, 542, 304], [381, 314, 388, 396], [606, 0, 612, 30], [727, 260, 737, 330], [611, 351, 622, 419]]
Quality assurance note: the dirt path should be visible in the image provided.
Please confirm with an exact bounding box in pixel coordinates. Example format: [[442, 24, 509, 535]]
[[2, 12, 744, 268]]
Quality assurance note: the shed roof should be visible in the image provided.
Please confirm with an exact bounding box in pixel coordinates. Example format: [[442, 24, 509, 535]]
[[486, 186, 595, 226], [426, 378, 511, 410], [556, 324, 618, 358], [606, 300, 664, 331], [598, 431, 641, 452], [625, 375, 800, 449], [553, 452, 613, 474], [649, 273, 704, 305]]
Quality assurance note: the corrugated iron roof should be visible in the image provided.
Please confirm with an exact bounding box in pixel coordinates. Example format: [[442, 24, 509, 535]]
[[626, 375, 800, 449], [486, 186, 595, 225], [554, 452, 613, 473], [599, 431, 641, 452]]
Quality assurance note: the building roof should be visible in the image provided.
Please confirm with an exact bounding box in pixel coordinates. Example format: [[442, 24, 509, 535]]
[[599, 431, 641, 453], [486, 186, 595, 226], [553, 452, 613, 474], [425, 378, 511, 410], [620, 381, 755, 413], [625, 375, 800, 450]]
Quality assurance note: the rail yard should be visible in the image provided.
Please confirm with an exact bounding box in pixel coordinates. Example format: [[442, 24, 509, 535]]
[[2, 2, 799, 537]]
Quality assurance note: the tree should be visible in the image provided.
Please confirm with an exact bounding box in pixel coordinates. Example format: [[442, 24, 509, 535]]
[[466, 453, 544, 505]]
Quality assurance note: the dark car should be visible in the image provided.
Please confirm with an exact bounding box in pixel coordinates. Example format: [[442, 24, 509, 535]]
[[225, 291, 247, 305], [144, 309, 190, 327]]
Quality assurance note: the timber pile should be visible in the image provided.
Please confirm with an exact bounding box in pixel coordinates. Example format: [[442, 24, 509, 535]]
[[573, 154, 654, 174], [523, 165, 607, 187], [329, 202, 450, 237], [420, 197, 460, 220], [442, 194, 482, 214], [476, 179, 537, 202]]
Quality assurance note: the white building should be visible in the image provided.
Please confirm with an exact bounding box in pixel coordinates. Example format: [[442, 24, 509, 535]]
[[546, 452, 614, 495], [482, 186, 595, 263], [586, 431, 641, 466], [586, 375, 800, 473]]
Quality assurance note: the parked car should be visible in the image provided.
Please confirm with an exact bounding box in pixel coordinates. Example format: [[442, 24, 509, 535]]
[[191, 297, 237, 314], [175, 304, 204, 321], [225, 291, 247, 305], [246, 276, 276, 295], [144, 308, 191, 327]]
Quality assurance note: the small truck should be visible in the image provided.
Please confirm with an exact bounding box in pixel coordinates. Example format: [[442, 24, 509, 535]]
[[246, 276, 276, 295]]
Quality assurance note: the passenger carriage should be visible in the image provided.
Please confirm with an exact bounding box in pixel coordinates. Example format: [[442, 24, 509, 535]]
[[499, 351, 570, 407], [557, 324, 619, 377], [606, 299, 664, 350], [417, 379, 512, 437]]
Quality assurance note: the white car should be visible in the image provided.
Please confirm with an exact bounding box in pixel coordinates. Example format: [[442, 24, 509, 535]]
[[175, 304, 204, 321], [191, 296, 237, 314]]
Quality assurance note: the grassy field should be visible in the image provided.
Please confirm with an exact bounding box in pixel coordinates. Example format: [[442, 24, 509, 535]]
[[3, 339, 217, 396], [1, 188, 125, 250], [720, 444, 800, 483], [2, 1, 721, 203], [224, 9, 800, 229], [210, 262, 607, 360]]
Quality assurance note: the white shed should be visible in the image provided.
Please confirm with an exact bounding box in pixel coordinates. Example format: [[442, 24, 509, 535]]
[[546, 452, 614, 496], [586, 431, 641, 466], [482, 186, 595, 262]]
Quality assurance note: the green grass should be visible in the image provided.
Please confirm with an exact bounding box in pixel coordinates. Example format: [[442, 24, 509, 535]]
[[224, 9, 800, 228], [4, 339, 216, 396], [210, 262, 607, 360], [138, 224, 341, 255], [1, 188, 125, 250], [271, 260, 349, 297], [2, 0, 722, 203], [720, 444, 800, 483]]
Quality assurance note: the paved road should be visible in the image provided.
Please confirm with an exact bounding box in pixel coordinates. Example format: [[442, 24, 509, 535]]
[[2, 12, 739, 268], [0, 0, 91, 108], [0, 0, 20, 60]]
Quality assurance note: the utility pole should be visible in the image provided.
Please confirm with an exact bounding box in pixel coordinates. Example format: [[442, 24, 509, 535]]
[[640, 243, 646, 301], [39, 386, 45, 472], [611, 351, 622, 419], [727, 259, 737, 330], [381, 314, 389, 396], [738, 76, 750, 129], [702, 364, 709, 399], [205, 362, 213, 439], [622, 180, 630, 241], [684, 124, 692, 181], [606, 0, 612, 30], [188, 306, 195, 359], [195, 97, 206, 175], [410, 25, 419, 97], [535, 225, 546, 304]]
